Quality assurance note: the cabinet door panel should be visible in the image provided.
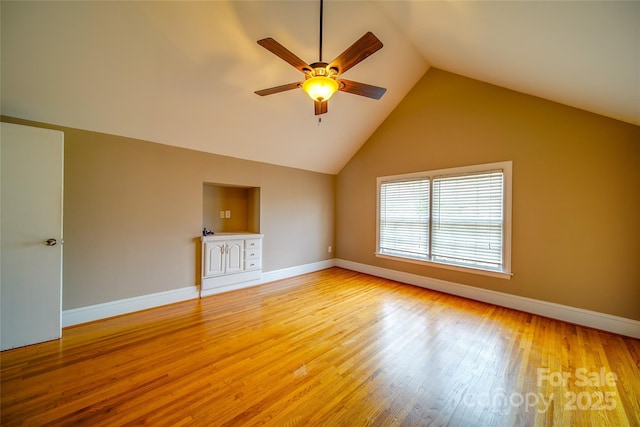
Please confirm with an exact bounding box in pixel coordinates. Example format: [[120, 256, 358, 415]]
[[204, 242, 226, 277], [226, 240, 244, 274]]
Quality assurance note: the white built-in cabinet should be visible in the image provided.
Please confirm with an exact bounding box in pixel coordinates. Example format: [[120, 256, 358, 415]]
[[201, 233, 263, 297], [203, 239, 244, 277]]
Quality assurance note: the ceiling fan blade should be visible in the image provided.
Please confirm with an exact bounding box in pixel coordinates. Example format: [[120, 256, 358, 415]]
[[338, 79, 386, 100], [255, 82, 301, 96], [328, 32, 383, 75], [257, 38, 311, 73], [314, 100, 328, 115]]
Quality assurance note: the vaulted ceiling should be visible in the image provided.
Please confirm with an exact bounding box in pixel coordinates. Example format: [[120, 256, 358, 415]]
[[2, 1, 638, 174]]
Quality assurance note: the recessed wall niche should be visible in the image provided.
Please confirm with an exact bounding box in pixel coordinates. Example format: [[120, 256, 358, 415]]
[[203, 183, 260, 233]]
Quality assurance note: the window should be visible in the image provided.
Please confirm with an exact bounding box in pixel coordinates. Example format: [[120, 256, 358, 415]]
[[377, 162, 512, 279]]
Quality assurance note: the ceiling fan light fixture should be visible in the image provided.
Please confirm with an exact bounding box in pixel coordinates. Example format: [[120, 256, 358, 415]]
[[255, 0, 385, 115], [302, 76, 339, 102]]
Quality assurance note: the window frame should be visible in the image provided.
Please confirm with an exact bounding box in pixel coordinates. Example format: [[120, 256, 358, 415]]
[[376, 161, 513, 279]]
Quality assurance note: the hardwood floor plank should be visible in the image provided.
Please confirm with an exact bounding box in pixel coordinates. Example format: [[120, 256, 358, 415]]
[[1, 268, 639, 426]]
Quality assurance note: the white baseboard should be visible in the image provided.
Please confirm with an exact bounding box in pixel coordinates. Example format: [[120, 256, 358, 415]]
[[200, 278, 262, 298], [260, 259, 336, 284], [62, 259, 337, 327], [62, 286, 200, 327], [335, 259, 640, 339]]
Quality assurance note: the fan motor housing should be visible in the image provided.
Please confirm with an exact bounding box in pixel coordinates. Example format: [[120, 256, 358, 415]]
[[306, 62, 337, 79]]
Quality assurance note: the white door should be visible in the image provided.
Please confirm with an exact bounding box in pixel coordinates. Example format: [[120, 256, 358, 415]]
[[1, 122, 64, 351]]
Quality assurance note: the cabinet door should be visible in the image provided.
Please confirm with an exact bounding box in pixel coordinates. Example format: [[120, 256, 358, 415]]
[[225, 240, 244, 274], [203, 241, 226, 277]]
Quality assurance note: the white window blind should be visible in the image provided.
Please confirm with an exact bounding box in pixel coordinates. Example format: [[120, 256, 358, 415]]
[[379, 179, 430, 260], [432, 171, 504, 270], [377, 162, 511, 277]]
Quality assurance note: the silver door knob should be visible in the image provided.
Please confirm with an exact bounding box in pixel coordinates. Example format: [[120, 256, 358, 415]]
[[45, 238, 57, 246]]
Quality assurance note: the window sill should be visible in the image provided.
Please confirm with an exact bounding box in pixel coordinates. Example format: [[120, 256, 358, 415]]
[[375, 253, 513, 280]]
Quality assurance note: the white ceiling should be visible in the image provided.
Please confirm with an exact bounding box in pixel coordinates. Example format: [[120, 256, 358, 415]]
[[2, 1, 638, 174]]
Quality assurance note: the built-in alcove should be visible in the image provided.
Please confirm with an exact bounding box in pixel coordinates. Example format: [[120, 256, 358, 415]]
[[203, 183, 260, 233]]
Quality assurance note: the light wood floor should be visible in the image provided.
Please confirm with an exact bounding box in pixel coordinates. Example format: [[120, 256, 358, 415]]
[[1, 268, 639, 426]]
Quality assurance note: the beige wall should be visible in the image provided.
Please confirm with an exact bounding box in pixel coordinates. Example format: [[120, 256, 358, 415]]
[[336, 68, 640, 320], [1, 117, 335, 310]]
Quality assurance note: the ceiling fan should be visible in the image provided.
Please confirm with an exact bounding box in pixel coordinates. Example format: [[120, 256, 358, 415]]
[[254, 0, 386, 116]]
